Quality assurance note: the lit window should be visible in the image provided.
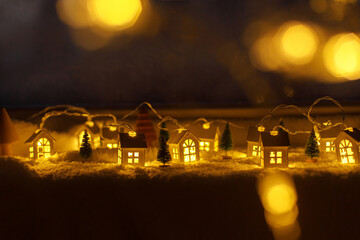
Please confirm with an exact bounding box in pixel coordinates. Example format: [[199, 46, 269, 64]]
[[117, 149, 122, 164], [127, 152, 139, 164], [183, 139, 196, 162], [128, 158, 133, 163], [107, 144, 112, 149], [172, 148, 179, 159], [134, 152, 139, 157], [30, 153, 34, 158], [269, 151, 283, 164], [339, 139, 355, 164], [113, 144, 118, 148], [29, 146, 34, 158], [37, 138, 51, 159], [252, 145, 259, 156], [326, 142, 330, 146], [128, 152, 133, 157], [200, 141, 210, 151]]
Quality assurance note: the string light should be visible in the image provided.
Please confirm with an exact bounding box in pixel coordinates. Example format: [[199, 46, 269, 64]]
[[128, 130, 137, 137]]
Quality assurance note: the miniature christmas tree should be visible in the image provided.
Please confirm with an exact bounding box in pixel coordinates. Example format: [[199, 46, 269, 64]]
[[80, 130, 92, 159], [305, 128, 320, 160], [220, 122, 232, 155], [159, 122, 169, 142], [157, 136, 171, 166], [135, 106, 157, 147], [0, 108, 19, 156]]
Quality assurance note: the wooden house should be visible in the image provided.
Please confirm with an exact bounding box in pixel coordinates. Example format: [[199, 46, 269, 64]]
[[259, 131, 290, 168], [25, 129, 55, 159], [334, 128, 360, 164], [117, 132, 147, 166], [246, 126, 261, 158], [188, 123, 220, 152], [167, 130, 200, 163]]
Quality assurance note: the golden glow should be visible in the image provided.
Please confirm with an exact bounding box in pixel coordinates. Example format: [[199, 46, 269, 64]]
[[127, 151, 139, 164], [107, 143, 113, 149], [258, 126, 265, 132], [339, 139, 355, 163], [37, 138, 51, 159], [250, 35, 281, 71], [183, 139, 196, 162], [87, 0, 142, 30], [203, 123, 210, 129], [128, 131, 137, 137], [258, 173, 300, 239], [79, 130, 91, 148], [56, 0, 91, 28], [270, 130, 278, 136], [278, 22, 318, 65], [85, 120, 95, 127], [323, 33, 360, 80], [109, 126, 117, 132], [200, 141, 210, 151], [309, 0, 327, 14]]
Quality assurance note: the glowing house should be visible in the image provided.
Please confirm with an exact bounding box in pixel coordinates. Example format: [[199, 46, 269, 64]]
[[334, 128, 360, 164], [167, 130, 200, 163], [246, 126, 261, 158], [117, 132, 147, 166], [101, 126, 119, 149], [188, 123, 220, 152], [25, 129, 55, 159], [315, 126, 341, 156], [259, 131, 290, 168]]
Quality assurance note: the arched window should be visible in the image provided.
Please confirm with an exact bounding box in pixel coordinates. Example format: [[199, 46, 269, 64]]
[[339, 139, 355, 163], [37, 138, 51, 158], [183, 139, 196, 162]]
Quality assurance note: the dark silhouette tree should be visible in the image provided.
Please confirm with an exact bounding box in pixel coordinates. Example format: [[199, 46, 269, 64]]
[[157, 136, 171, 166], [159, 122, 169, 142], [220, 122, 232, 155], [305, 128, 320, 160], [80, 130, 92, 159]]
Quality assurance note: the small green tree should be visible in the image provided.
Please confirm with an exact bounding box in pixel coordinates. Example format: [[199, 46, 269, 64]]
[[220, 122, 232, 155], [157, 136, 171, 166], [80, 130, 92, 160], [159, 122, 169, 142], [305, 128, 320, 160]]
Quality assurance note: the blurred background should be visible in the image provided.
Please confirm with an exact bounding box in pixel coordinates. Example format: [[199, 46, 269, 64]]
[[2, 0, 360, 108]]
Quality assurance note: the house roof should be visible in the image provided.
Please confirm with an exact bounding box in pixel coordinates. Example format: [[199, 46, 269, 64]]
[[260, 131, 290, 147], [187, 122, 219, 139], [102, 127, 118, 140], [119, 133, 147, 148], [246, 126, 260, 142], [25, 129, 55, 143], [344, 128, 360, 142], [319, 126, 342, 138], [167, 130, 199, 144]]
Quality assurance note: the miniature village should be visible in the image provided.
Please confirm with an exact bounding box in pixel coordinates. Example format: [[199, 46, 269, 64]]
[[1, 96, 360, 176]]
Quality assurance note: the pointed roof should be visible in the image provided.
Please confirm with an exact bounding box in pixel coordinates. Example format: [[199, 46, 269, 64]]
[[246, 126, 260, 142], [102, 127, 118, 140], [167, 130, 200, 144], [25, 129, 55, 143], [0, 108, 19, 144], [187, 122, 219, 139], [119, 133, 147, 148], [260, 131, 290, 147], [319, 126, 342, 138], [344, 128, 360, 142]]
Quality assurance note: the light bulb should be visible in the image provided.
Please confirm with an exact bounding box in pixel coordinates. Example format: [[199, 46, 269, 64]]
[[203, 123, 210, 129], [128, 131, 137, 137], [258, 126, 265, 132]]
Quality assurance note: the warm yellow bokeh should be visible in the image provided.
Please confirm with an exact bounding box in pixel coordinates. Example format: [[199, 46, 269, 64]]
[[250, 34, 282, 71], [278, 22, 318, 65], [323, 33, 360, 80], [56, 0, 91, 28], [87, 0, 142, 30], [266, 184, 297, 214]]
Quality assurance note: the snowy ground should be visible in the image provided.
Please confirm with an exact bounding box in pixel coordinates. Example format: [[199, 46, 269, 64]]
[[2, 152, 360, 239]]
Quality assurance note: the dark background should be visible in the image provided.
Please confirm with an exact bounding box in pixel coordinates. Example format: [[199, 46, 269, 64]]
[[2, 0, 360, 108]]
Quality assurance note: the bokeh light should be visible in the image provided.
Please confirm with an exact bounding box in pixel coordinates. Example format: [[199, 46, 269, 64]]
[[323, 33, 360, 80], [258, 172, 300, 240], [56, 0, 91, 29], [277, 21, 319, 65], [87, 0, 142, 30]]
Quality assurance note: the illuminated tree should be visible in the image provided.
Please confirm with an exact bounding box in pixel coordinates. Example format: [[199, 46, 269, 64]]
[[157, 136, 171, 166], [159, 122, 169, 143], [305, 128, 320, 160], [220, 122, 232, 154], [80, 130, 92, 159]]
